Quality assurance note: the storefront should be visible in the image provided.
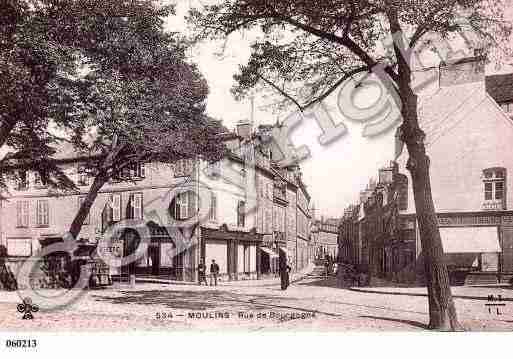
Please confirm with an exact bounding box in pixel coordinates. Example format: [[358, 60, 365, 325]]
[[398, 211, 513, 285], [200, 225, 262, 281], [259, 234, 278, 276]]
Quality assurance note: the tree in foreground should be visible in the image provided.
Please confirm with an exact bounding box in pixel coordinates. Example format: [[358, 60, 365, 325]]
[[0, 0, 177, 189], [188, 0, 512, 330], [60, 9, 227, 241]]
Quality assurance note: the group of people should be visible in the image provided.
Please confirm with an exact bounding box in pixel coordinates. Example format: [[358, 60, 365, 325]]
[[196, 253, 292, 290], [324, 254, 335, 277], [197, 259, 220, 286]]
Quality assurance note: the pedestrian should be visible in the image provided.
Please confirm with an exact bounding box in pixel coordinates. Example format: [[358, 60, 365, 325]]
[[210, 259, 220, 286], [279, 253, 291, 290], [197, 260, 208, 286]]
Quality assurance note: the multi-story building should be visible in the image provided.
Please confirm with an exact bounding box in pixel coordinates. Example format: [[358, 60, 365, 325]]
[[0, 121, 313, 286], [312, 217, 339, 260], [339, 56, 513, 285]]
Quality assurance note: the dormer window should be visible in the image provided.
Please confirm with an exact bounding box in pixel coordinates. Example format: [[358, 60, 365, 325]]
[[77, 166, 89, 186], [483, 168, 506, 210], [16, 171, 28, 191]]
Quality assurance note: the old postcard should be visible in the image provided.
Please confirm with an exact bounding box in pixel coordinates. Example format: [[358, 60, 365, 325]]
[[2, 1, 513, 352]]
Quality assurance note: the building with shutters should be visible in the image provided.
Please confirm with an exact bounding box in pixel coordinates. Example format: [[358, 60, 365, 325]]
[[0, 121, 313, 285]]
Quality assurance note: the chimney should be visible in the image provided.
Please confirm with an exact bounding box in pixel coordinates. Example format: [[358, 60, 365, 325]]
[[236, 119, 252, 140], [439, 55, 485, 88], [378, 166, 394, 185]]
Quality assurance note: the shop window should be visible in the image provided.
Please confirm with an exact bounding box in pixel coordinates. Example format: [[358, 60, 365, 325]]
[[483, 167, 506, 210], [244, 245, 250, 273]]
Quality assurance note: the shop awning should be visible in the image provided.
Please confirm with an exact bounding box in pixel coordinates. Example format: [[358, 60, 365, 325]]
[[260, 247, 278, 258], [439, 227, 501, 254]]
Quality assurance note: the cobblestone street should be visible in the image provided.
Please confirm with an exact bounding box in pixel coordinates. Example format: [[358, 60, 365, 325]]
[[1, 267, 513, 331]]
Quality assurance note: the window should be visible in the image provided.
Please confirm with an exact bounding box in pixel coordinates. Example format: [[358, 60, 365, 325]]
[[34, 172, 47, 188], [485, 182, 493, 200], [244, 245, 250, 273], [120, 163, 146, 181], [483, 168, 506, 210], [237, 200, 245, 227], [126, 193, 143, 220], [78, 197, 90, 225], [396, 174, 408, 211], [16, 171, 28, 190], [77, 166, 89, 186], [170, 191, 197, 220], [111, 194, 121, 222], [16, 201, 29, 228], [174, 159, 194, 177], [209, 192, 217, 221], [36, 200, 49, 226], [6, 238, 32, 257]]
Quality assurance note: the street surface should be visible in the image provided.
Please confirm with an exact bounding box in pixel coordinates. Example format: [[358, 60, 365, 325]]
[[1, 266, 512, 331]]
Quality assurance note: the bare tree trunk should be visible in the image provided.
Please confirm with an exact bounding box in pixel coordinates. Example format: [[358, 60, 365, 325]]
[[69, 171, 109, 240], [401, 90, 463, 331]]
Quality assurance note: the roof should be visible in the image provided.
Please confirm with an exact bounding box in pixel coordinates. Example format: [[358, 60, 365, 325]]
[[417, 82, 487, 148], [486, 73, 513, 104]]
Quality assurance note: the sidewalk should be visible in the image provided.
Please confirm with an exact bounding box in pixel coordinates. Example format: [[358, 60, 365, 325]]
[[218, 262, 315, 287], [130, 262, 316, 288]]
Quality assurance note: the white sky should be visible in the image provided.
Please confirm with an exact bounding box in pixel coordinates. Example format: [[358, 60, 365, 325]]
[[166, 1, 513, 218]]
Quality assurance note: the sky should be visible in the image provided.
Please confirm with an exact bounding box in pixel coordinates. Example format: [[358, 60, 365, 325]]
[[166, 1, 513, 218]]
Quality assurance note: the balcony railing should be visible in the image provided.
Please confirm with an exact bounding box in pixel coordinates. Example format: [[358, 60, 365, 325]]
[[482, 200, 506, 211]]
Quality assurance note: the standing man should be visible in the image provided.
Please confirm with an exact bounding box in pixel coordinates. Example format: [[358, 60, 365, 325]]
[[197, 259, 208, 286], [279, 252, 291, 290], [210, 259, 220, 286]]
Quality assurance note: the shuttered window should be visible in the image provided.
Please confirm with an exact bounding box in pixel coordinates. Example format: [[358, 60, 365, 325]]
[[16, 201, 29, 228], [170, 191, 198, 220], [36, 200, 49, 226], [111, 194, 121, 222], [126, 193, 143, 220], [209, 192, 217, 221]]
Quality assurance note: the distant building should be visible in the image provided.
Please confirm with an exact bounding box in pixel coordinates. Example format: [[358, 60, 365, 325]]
[[312, 217, 339, 260]]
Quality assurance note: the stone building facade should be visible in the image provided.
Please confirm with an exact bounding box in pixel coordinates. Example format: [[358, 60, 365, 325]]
[[338, 57, 513, 285], [0, 122, 313, 286]]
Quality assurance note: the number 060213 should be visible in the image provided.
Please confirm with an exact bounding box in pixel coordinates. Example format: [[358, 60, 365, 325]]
[[5, 339, 37, 348]]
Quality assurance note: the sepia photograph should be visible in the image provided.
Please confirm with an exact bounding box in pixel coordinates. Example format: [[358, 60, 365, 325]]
[[1, 0, 513, 355]]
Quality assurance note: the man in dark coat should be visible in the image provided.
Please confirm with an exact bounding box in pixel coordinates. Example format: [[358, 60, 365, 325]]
[[197, 260, 208, 286], [279, 252, 291, 290], [210, 259, 220, 286]]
